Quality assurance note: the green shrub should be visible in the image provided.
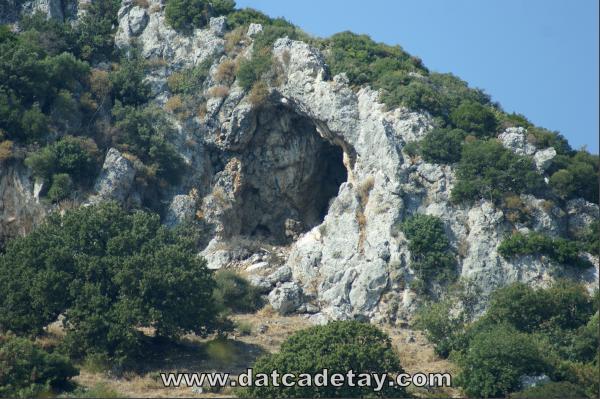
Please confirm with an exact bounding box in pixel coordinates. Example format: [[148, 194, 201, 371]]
[[0, 335, 78, 398], [111, 103, 184, 184], [451, 139, 545, 204], [420, 128, 465, 163], [167, 60, 211, 95], [109, 55, 151, 106], [449, 100, 497, 137], [74, 0, 121, 61], [25, 136, 100, 185], [0, 29, 89, 142], [485, 281, 594, 334], [549, 150, 599, 204], [512, 381, 588, 399], [47, 173, 73, 203], [0, 203, 217, 366], [414, 300, 464, 357], [227, 8, 295, 29], [213, 270, 263, 313], [455, 324, 548, 398], [401, 214, 456, 290], [498, 232, 592, 269], [236, 49, 273, 90], [165, 0, 236, 32], [243, 320, 407, 398]]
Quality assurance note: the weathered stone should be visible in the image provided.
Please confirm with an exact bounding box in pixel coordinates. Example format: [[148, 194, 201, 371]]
[[268, 282, 303, 315], [91, 148, 136, 203]]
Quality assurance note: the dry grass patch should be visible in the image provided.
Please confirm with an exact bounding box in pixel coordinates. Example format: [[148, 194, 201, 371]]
[[208, 85, 230, 98], [215, 59, 237, 85]]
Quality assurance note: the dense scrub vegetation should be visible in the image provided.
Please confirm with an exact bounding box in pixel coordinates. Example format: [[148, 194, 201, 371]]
[[0, 203, 218, 366], [165, 0, 236, 32], [499, 232, 592, 269], [243, 320, 407, 398], [0, 334, 78, 398], [416, 281, 599, 398], [451, 139, 545, 204], [401, 214, 457, 293]]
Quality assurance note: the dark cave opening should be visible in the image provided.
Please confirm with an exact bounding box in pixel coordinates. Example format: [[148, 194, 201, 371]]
[[239, 106, 347, 244]]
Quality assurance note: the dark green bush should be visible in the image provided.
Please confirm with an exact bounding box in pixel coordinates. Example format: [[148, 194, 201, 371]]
[[451, 139, 544, 204], [0, 335, 78, 398], [243, 320, 407, 398], [74, 0, 122, 61], [46, 173, 73, 203], [326, 31, 424, 88], [165, 0, 236, 32], [485, 281, 594, 333], [236, 49, 273, 90], [111, 103, 184, 184], [25, 136, 100, 185], [455, 324, 548, 398], [498, 232, 592, 269], [449, 100, 497, 137], [0, 203, 217, 365], [401, 214, 456, 289], [549, 150, 599, 204], [0, 29, 89, 142], [109, 55, 151, 106], [420, 128, 465, 163], [213, 270, 263, 313]]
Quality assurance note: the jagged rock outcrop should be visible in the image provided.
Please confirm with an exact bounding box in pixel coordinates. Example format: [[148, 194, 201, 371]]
[[1, 3, 597, 325], [0, 162, 47, 247], [89, 148, 136, 204]]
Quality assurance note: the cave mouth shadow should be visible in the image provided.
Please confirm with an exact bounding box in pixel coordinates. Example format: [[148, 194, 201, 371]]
[[238, 105, 347, 245]]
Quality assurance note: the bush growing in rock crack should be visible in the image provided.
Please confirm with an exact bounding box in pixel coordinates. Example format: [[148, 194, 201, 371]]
[[401, 214, 457, 292]]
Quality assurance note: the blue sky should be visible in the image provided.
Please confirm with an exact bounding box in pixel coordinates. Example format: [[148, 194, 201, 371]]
[[236, 0, 599, 153]]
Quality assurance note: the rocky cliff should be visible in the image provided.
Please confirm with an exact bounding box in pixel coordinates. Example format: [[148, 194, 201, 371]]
[[1, 0, 597, 325]]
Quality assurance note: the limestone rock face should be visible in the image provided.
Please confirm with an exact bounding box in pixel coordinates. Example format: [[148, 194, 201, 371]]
[[1, 7, 597, 326], [0, 163, 47, 247], [90, 148, 136, 204]]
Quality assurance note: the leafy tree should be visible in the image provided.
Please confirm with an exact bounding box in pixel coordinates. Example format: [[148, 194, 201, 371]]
[[420, 128, 465, 163], [0, 335, 78, 398], [243, 320, 407, 398], [449, 100, 497, 137], [401, 214, 457, 289], [498, 232, 592, 269], [0, 203, 217, 365], [455, 324, 548, 398], [451, 139, 544, 204]]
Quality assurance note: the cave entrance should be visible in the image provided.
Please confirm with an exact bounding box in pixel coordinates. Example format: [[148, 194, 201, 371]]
[[239, 105, 347, 244]]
